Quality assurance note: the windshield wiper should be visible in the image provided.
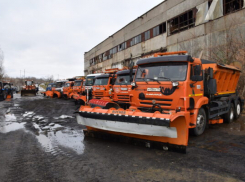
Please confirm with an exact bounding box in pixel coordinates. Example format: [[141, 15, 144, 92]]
[[146, 78, 160, 84], [157, 76, 171, 81], [137, 67, 148, 84]]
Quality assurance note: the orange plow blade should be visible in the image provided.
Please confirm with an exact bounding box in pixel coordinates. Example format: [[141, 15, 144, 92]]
[[45, 91, 54, 98], [76, 106, 189, 151]]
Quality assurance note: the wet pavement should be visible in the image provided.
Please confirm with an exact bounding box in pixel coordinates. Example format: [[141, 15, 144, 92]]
[[0, 94, 245, 182]]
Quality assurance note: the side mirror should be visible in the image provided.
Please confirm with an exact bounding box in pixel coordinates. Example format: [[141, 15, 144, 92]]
[[129, 61, 134, 69], [191, 65, 203, 81], [194, 65, 201, 75]]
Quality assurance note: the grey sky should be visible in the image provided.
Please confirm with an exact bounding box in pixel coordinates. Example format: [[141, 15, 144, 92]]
[[0, 0, 163, 80]]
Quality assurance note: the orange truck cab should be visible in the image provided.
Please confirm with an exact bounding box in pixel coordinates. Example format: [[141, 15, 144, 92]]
[[45, 83, 56, 98], [53, 80, 67, 98], [62, 81, 74, 99], [74, 73, 103, 105], [92, 73, 116, 101], [76, 51, 244, 153], [112, 69, 136, 109], [69, 79, 84, 99]]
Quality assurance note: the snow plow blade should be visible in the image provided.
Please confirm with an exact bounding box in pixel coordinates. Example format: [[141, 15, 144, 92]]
[[21, 90, 36, 96], [76, 106, 189, 149], [73, 94, 86, 105], [89, 99, 119, 109]]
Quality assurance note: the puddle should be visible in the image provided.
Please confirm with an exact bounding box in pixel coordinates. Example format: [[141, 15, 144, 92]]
[[23, 111, 35, 117], [54, 115, 73, 119], [0, 122, 26, 133], [33, 123, 84, 154], [5, 114, 17, 122], [35, 128, 85, 154]]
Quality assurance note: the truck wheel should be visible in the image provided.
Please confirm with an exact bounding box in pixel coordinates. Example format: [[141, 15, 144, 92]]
[[234, 100, 241, 119], [192, 108, 206, 136], [223, 104, 235, 123]]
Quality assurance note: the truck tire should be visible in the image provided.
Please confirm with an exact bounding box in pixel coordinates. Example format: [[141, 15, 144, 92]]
[[234, 100, 241, 119], [192, 108, 206, 136], [223, 104, 234, 123]]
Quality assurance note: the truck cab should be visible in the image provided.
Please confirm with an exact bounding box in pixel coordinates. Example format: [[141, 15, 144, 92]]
[[62, 81, 74, 98], [113, 69, 136, 108], [92, 73, 116, 101], [69, 79, 84, 99], [53, 80, 67, 98], [0, 81, 7, 100]]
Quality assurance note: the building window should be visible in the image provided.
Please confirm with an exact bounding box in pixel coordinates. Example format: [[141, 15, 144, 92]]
[[99, 54, 102, 63], [145, 30, 150, 40], [112, 47, 117, 54], [168, 9, 196, 35], [103, 53, 107, 61], [130, 34, 142, 46], [153, 26, 160, 37], [159, 22, 166, 34], [118, 42, 126, 51], [224, 0, 244, 15]]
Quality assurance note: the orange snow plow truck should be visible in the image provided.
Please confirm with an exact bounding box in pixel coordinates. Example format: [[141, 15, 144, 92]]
[[76, 51, 243, 153], [21, 80, 37, 96]]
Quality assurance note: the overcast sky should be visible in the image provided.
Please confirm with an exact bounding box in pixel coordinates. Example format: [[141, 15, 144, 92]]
[[0, 0, 163, 80]]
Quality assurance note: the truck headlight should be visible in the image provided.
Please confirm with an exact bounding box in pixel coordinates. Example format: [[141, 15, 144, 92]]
[[172, 81, 179, 87], [131, 82, 136, 87]]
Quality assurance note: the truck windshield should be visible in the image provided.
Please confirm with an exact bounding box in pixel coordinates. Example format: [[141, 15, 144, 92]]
[[56, 82, 63, 88], [115, 75, 131, 85], [136, 63, 187, 81], [94, 78, 109, 85], [74, 81, 82, 86], [85, 76, 95, 86], [26, 81, 32, 86], [65, 83, 70, 87]]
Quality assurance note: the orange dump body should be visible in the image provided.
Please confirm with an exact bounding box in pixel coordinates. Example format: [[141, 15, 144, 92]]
[[202, 63, 240, 95]]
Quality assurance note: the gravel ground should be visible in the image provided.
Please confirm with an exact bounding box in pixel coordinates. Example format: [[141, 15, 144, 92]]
[[0, 94, 245, 182]]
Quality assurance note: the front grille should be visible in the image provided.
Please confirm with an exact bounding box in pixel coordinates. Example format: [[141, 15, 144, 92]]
[[94, 92, 103, 99], [117, 95, 130, 102], [139, 98, 172, 108]]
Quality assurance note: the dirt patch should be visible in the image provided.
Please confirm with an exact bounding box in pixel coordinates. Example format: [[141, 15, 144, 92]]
[[0, 94, 245, 181]]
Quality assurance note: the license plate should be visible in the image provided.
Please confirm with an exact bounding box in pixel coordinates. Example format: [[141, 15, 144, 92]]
[[147, 88, 160, 92]]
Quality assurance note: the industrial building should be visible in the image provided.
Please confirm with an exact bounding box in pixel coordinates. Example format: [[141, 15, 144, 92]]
[[84, 0, 245, 75]]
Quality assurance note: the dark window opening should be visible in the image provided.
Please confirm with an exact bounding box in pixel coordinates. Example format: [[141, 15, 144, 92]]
[[159, 22, 166, 34], [224, 0, 244, 15], [118, 42, 126, 51], [168, 9, 196, 35], [145, 30, 150, 40], [153, 26, 160, 37]]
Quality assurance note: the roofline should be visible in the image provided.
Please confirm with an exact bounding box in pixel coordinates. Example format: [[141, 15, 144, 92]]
[[85, 0, 167, 54]]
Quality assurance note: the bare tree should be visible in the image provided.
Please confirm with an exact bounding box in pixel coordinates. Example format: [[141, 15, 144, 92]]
[[0, 48, 4, 80]]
